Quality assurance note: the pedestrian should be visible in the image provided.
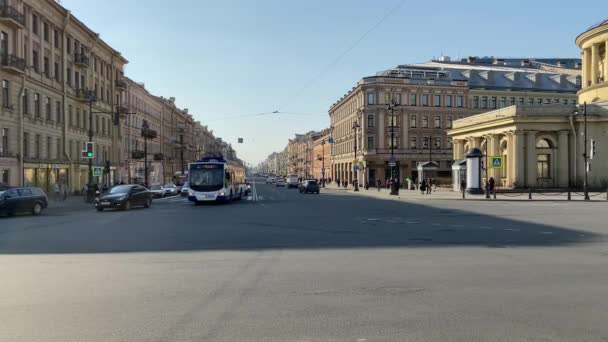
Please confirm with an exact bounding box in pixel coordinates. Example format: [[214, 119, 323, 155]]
[[489, 177, 495, 193], [82, 184, 88, 201], [385, 178, 390, 189], [377, 178, 381, 192], [427, 178, 432, 194], [460, 178, 466, 192], [102, 184, 108, 193], [54, 182, 61, 201], [420, 179, 427, 194]]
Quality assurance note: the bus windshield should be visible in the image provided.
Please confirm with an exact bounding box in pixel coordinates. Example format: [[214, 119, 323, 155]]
[[189, 164, 225, 192]]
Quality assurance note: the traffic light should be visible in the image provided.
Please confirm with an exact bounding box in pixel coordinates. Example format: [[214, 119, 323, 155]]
[[104, 160, 110, 173], [85, 142, 94, 158], [590, 139, 597, 160]]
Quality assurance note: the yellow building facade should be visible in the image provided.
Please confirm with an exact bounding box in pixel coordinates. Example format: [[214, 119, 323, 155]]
[[449, 20, 608, 189]]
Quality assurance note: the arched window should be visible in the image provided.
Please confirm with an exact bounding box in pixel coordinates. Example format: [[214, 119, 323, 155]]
[[536, 138, 551, 148]]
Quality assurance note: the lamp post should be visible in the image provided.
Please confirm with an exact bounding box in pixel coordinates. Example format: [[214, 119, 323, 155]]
[[352, 120, 360, 191], [575, 102, 590, 201], [141, 120, 157, 187], [484, 136, 490, 199], [387, 100, 399, 195], [321, 139, 326, 188]]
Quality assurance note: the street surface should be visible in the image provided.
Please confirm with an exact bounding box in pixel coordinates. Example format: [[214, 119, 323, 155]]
[[1, 177, 608, 341]]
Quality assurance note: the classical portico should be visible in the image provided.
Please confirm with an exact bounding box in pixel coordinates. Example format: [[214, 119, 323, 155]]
[[577, 20, 608, 103], [449, 105, 608, 189]]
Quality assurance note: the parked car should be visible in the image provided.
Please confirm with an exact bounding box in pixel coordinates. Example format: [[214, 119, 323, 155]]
[[299, 179, 320, 194], [94, 184, 152, 211], [266, 177, 274, 184], [286, 175, 299, 188], [149, 184, 166, 198], [276, 178, 286, 187], [163, 183, 178, 195], [180, 182, 190, 196], [0, 187, 48, 216]]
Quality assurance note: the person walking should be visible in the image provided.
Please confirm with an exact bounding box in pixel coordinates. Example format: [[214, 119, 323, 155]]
[[420, 179, 427, 194], [377, 178, 381, 192], [427, 178, 432, 194], [489, 177, 495, 194], [82, 184, 88, 202]]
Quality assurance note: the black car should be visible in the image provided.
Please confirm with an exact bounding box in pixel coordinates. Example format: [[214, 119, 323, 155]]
[[299, 180, 320, 194], [94, 184, 152, 211], [0, 187, 48, 216]]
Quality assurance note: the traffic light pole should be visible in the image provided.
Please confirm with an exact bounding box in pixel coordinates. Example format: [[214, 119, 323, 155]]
[[583, 102, 590, 201]]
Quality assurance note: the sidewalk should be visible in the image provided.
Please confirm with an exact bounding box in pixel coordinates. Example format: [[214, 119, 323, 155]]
[[322, 183, 607, 202]]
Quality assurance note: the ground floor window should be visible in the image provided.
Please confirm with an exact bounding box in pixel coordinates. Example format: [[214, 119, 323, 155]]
[[537, 154, 550, 179]]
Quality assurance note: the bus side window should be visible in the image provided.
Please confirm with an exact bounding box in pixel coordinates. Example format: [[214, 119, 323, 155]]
[[225, 171, 232, 185]]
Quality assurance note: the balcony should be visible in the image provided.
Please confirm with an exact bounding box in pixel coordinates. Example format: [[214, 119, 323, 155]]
[[1, 54, 26, 74], [74, 88, 94, 102], [117, 105, 129, 114], [115, 78, 127, 91], [0, 4, 25, 28], [74, 53, 89, 68]]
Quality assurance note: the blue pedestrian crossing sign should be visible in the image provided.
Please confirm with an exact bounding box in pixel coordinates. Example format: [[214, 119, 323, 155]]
[[92, 167, 104, 176], [490, 156, 503, 169], [353, 165, 359, 171]]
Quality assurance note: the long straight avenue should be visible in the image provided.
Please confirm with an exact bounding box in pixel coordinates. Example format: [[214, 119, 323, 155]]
[[1, 178, 608, 341]]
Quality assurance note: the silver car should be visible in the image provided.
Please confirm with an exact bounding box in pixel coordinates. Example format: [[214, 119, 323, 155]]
[[163, 184, 178, 196]]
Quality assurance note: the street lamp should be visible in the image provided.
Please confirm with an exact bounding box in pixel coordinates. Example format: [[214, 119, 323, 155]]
[[574, 102, 590, 201], [85, 92, 97, 203], [352, 120, 360, 192], [321, 139, 326, 188], [484, 136, 490, 199], [141, 120, 157, 187], [387, 100, 399, 195]]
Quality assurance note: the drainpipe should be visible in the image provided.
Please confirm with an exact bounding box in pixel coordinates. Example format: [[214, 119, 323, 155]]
[[18, 76, 25, 186], [568, 114, 577, 187]]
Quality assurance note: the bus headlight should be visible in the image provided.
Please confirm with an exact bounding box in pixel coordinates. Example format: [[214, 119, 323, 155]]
[[219, 192, 225, 196]]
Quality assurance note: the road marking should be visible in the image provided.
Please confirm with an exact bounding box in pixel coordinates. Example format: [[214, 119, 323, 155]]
[[406, 221, 420, 224], [540, 231, 554, 234], [480, 226, 494, 229], [504, 228, 520, 232]]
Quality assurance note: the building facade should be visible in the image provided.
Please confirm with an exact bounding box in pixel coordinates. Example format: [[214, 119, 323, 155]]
[[311, 130, 330, 181], [329, 57, 580, 186], [0, 0, 239, 191], [577, 19, 608, 104]]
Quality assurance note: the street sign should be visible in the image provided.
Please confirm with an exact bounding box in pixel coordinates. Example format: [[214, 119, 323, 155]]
[[321, 167, 325, 172], [353, 165, 359, 171], [92, 167, 103, 176], [389, 156, 396, 162], [388, 162, 396, 167], [328, 137, 334, 144], [490, 156, 503, 169]]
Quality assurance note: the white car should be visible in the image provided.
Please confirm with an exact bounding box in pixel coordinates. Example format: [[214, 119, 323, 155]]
[[286, 175, 299, 188], [276, 178, 286, 187], [180, 182, 190, 196], [149, 184, 166, 198], [163, 184, 178, 195], [266, 177, 274, 184]]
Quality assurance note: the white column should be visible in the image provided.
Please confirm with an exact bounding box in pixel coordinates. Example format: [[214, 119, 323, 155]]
[[525, 131, 537, 188], [506, 133, 514, 187], [513, 131, 525, 187], [605, 40, 608, 83], [582, 48, 589, 87], [591, 44, 599, 85], [558, 131, 569, 188]]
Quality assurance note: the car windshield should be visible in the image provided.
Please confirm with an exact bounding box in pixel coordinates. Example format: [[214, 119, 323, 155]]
[[109, 185, 131, 194], [150, 185, 162, 190], [164, 184, 175, 188]]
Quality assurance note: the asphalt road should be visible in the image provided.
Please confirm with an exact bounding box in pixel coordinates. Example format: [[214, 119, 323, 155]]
[[1, 177, 608, 341]]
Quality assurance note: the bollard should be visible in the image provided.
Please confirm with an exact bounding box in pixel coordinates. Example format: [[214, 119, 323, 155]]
[[493, 189, 497, 199], [528, 188, 532, 200], [568, 189, 571, 201]]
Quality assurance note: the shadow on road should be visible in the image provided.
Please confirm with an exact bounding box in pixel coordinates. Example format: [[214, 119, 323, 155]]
[[0, 190, 601, 254]]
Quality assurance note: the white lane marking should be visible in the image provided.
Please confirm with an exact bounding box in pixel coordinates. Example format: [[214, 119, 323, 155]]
[[504, 228, 520, 232], [540, 231, 554, 234], [406, 221, 420, 224]]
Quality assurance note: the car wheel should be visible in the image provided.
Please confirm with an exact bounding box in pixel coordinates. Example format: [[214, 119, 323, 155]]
[[144, 198, 151, 208], [124, 200, 131, 211], [32, 202, 43, 216], [96, 207, 104, 212]]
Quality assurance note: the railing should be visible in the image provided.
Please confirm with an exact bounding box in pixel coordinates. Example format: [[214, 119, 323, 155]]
[[74, 53, 89, 67], [0, 54, 26, 71], [0, 4, 25, 26], [74, 88, 94, 101], [115, 78, 127, 89]]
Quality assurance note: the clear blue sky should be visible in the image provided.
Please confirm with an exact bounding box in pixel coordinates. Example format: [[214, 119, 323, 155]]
[[62, 0, 604, 164]]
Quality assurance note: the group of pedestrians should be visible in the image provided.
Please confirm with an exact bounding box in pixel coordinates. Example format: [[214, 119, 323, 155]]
[[53, 181, 68, 201], [419, 178, 436, 194]]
